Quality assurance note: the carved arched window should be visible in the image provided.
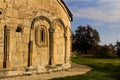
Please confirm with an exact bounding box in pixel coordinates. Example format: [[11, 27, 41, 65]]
[[35, 25, 48, 47]]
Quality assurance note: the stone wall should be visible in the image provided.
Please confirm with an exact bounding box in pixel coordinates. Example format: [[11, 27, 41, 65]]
[[0, 0, 72, 75]]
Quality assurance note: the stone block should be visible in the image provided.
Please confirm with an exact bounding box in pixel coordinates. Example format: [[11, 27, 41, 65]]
[[6, 8, 18, 18], [23, 34, 29, 43], [24, 19, 31, 26], [0, 42, 3, 47], [0, 60, 3, 69], [16, 42, 24, 52], [13, 3, 27, 10], [7, 3, 12, 8], [62, 63, 71, 69], [9, 29, 15, 38], [15, 33, 22, 41], [18, 9, 26, 19], [57, 66, 62, 71], [26, 14, 34, 19], [0, 53, 3, 60], [26, 10, 32, 15], [37, 48, 49, 66], [37, 65, 47, 73], [10, 38, 16, 52], [18, 19, 24, 24], [4, 0, 11, 3], [14, 0, 28, 5], [23, 51, 28, 66], [0, 2, 6, 8], [23, 43, 28, 53], [23, 71, 32, 75], [0, 31, 3, 39], [6, 18, 19, 24], [0, 37, 3, 43], [0, 19, 5, 24], [0, 70, 23, 77], [0, 0, 4, 2], [0, 23, 4, 29], [12, 52, 24, 67], [23, 27, 30, 34], [27, 0, 41, 9], [49, 68, 58, 72]]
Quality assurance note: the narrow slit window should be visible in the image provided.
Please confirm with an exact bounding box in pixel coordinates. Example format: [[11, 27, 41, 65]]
[[40, 29, 45, 42]]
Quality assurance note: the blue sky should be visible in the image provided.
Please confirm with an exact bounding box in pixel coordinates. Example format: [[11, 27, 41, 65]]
[[64, 0, 120, 45]]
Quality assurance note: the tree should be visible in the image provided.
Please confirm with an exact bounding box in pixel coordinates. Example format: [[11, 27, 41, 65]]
[[72, 24, 100, 54], [115, 40, 120, 57]]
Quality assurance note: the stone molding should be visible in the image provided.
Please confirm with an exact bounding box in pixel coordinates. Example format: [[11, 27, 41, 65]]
[[51, 18, 66, 37], [31, 16, 51, 29]]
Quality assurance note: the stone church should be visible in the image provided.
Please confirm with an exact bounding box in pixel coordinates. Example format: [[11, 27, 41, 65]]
[[0, 0, 72, 76]]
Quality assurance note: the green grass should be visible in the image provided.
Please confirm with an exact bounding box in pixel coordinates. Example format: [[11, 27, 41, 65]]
[[51, 56, 120, 80]]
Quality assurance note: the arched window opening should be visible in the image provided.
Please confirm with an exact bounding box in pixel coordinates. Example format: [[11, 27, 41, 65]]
[[35, 25, 48, 47]]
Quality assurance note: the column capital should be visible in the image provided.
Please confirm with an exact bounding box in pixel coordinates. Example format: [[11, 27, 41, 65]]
[[49, 27, 54, 33]]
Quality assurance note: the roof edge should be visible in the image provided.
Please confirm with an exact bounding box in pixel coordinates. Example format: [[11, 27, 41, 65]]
[[60, 0, 73, 21]]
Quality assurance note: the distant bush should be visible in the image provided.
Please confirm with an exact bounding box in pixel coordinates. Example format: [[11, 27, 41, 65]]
[[72, 45, 118, 58], [95, 45, 117, 58]]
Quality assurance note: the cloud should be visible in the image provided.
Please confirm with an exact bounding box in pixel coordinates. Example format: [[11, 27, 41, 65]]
[[73, 7, 120, 23], [109, 24, 120, 29], [66, 0, 120, 24], [64, 0, 120, 45]]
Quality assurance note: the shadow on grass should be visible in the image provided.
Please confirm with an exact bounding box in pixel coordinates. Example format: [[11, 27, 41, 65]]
[[51, 57, 120, 80], [52, 64, 120, 80]]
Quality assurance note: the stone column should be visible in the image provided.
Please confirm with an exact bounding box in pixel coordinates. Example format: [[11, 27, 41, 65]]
[[3, 26, 10, 68], [49, 27, 54, 66], [28, 41, 33, 67], [64, 37, 67, 63], [64, 27, 68, 63]]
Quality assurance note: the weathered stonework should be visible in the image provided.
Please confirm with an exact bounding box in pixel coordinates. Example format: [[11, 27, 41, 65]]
[[0, 0, 72, 77]]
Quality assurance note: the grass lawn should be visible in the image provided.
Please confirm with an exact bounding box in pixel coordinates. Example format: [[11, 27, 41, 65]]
[[51, 55, 120, 80]]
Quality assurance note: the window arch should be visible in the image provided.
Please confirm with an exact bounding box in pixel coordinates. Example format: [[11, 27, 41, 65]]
[[51, 18, 66, 38], [35, 25, 48, 47]]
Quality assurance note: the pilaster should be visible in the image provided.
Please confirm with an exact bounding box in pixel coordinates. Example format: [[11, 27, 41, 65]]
[[3, 25, 11, 68]]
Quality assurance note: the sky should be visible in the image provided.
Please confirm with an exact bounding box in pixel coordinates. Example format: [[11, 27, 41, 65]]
[[64, 0, 120, 45]]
